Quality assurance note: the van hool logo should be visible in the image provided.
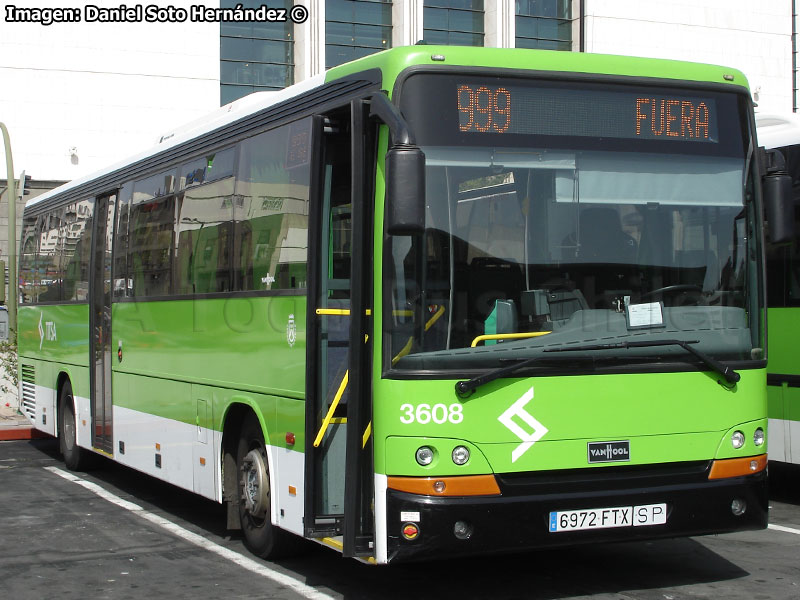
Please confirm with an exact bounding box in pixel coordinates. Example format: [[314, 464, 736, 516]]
[[588, 440, 630, 463]]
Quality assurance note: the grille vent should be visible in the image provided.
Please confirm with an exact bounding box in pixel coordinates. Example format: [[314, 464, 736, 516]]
[[20, 364, 36, 420]]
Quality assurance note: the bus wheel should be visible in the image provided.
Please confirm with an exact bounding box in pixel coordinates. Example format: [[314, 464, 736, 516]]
[[59, 381, 95, 471], [236, 415, 300, 559]]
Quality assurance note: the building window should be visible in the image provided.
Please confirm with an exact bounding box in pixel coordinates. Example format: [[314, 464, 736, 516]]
[[220, 0, 294, 104], [516, 0, 572, 51], [325, 0, 393, 69], [423, 0, 484, 47]]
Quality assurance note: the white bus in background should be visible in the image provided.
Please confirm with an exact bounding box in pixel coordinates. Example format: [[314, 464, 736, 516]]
[[757, 112, 800, 466]]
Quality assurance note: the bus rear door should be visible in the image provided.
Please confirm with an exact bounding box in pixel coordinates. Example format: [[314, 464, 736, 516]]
[[89, 192, 117, 454]]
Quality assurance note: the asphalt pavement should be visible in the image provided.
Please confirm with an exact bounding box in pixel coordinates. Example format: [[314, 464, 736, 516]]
[[1, 437, 799, 600]]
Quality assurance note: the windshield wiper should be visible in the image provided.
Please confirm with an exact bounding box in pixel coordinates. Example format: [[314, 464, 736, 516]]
[[455, 356, 545, 396], [543, 339, 740, 385], [454, 355, 595, 396], [454, 339, 739, 396]]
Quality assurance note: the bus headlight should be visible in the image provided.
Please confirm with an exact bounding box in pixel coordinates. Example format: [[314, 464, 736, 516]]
[[753, 428, 765, 447], [452, 446, 470, 465], [415, 446, 434, 466], [731, 431, 745, 449]]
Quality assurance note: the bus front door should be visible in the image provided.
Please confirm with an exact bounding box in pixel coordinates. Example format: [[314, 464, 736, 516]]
[[89, 192, 116, 454], [305, 100, 375, 558]]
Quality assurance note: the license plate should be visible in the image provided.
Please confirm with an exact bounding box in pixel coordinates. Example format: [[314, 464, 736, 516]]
[[549, 503, 667, 532]]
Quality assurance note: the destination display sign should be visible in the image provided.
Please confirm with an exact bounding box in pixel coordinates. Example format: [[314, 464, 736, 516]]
[[454, 82, 719, 143]]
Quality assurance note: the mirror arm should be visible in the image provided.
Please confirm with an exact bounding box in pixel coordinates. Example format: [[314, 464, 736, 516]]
[[368, 92, 416, 148]]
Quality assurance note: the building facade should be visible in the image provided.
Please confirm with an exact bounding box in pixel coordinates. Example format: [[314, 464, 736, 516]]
[[1, 0, 795, 184]]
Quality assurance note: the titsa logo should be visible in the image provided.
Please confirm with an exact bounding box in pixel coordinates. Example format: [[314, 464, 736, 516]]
[[37, 312, 57, 350]]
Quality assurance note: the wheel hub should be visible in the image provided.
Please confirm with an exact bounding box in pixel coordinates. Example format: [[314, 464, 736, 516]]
[[241, 449, 269, 518]]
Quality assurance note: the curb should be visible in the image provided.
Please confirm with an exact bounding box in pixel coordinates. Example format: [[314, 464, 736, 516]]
[[0, 426, 49, 442]]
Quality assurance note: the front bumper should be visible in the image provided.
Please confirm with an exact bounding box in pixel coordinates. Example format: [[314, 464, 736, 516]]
[[385, 466, 767, 563]]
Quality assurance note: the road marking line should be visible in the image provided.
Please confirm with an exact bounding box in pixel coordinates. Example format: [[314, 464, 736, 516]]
[[44, 466, 335, 600], [768, 523, 800, 536]]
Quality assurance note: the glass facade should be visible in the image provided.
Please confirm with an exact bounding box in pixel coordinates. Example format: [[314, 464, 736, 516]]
[[217, 0, 579, 97], [516, 0, 572, 51], [220, 0, 294, 104], [326, 0, 393, 69], [423, 0, 484, 46]]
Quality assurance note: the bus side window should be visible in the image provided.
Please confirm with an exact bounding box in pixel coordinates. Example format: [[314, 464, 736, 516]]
[[37, 209, 65, 302], [128, 170, 177, 298], [234, 118, 311, 292], [175, 176, 235, 294], [128, 197, 175, 298], [766, 144, 800, 308], [19, 217, 39, 304], [19, 216, 39, 304], [62, 199, 94, 302], [112, 183, 132, 298]]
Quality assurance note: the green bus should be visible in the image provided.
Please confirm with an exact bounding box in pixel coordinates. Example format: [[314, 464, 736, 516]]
[[756, 112, 800, 467], [18, 46, 779, 564]]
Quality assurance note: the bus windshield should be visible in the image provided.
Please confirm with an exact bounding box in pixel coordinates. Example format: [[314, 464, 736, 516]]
[[386, 74, 762, 373]]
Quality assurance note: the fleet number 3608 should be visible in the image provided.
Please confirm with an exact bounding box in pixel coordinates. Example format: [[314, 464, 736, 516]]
[[400, 403, 463, 425]]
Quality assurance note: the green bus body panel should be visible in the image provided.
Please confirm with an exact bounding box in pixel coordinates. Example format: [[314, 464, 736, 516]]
[[18, 298, 307, 446], [374, 370, 767, 476], [765, 309, 797, 375], [111, 297, 306, 399], [766, 308, 800, 423], [325, 46, 750, 96], [113, 372, 305, 451], [768, 385, 800, 422], [19, 304, 90, 367], [112, 296, 306, 435]]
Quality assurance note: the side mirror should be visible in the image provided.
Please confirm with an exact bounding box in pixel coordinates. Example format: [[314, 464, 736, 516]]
[[761, 147, 794, 244], [385, 145, 425, 236]]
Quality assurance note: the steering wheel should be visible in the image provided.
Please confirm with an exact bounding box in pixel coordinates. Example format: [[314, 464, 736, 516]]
[[641, 284, 703, 300]]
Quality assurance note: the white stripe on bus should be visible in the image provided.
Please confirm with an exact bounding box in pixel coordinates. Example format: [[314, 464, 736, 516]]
[[44, 466, 335, 600]]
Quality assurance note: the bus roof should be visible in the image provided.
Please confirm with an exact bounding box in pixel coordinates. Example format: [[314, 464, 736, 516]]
[[25, 72, 326, 211], [326, 46, 750, 98], [755, 112, 800, 149], [27, 46, 750, 211]]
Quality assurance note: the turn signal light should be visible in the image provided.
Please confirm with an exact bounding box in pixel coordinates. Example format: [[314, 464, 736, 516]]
[[708, 454, 767, 479], [387, 474, 501, 496]]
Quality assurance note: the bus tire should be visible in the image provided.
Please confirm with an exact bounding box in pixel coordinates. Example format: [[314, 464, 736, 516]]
[[59, 381, 97, 471], [236, 414, 305, 559]]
